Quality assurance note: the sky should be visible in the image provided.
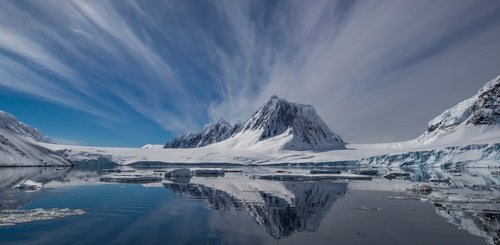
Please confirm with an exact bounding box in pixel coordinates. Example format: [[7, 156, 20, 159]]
[[0, 0, 500, 147]]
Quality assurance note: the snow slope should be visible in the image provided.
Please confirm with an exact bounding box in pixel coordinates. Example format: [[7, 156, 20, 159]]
[[0, 128, 70, 167], [165, 96, 345, 151], [0, 110, 70, 167], [0, 111, 53, 143], [40, 137, 499, 167]]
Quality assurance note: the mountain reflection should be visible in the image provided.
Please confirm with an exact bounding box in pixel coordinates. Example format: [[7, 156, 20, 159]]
[[163, 180, 347, 238], [405, 167, 500, 245], [435, 206, 500, 245]]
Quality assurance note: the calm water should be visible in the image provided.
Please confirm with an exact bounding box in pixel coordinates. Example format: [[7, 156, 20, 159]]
[[0, 166, 498, 245]]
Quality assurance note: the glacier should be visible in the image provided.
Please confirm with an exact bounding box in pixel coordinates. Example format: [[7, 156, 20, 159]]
[[358, 143, 500, 168]]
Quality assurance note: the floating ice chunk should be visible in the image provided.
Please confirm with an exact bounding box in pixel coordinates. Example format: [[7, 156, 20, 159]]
[[429, 176, 451, 183], [427, 191, 500, 204], [407, 183, 433, 194], [102, 169, 136, 173], [14, 180, 43, 191], [100, 173, 162, 183], [223, 169, 243, 173], [0, 208, 86, 226], [383, 172, 410, 179], [192, 169, 225, 177], [256, 173, 371, 181], [310, 169, 341, 174], [165, 169, 192, 178], [358, 206, 383, 211], [349, 169, 379, 176]]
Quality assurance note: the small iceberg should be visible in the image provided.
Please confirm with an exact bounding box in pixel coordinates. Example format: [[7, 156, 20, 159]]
[[165, 169, 192, 178], [14, 180, 43, 191], [192, 168, 225, 177], [100, 173, 162, 183], [349, 169, 379, 176], [429, 176, 451, 183], [256, 173, 372, 181], [102, 169, 136, 173], [223, 169, 243, 173], [383, 172, 410, 179], [310, 169, 341, 174], [407, 183, 433, 194]]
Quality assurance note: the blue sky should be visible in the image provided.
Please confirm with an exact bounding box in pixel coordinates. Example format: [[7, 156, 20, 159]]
[[1, 0, 500, 147]]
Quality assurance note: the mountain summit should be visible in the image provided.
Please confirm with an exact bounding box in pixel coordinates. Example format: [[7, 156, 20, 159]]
[[164, 96, 344, 151]]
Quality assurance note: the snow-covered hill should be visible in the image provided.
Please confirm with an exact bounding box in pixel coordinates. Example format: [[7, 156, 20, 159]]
[[0, 111, 54, 143], [418, 76, 500, 144], [165, 96, 345, 151], [0, 128, 70, 167], [0, 110, 70, 167]]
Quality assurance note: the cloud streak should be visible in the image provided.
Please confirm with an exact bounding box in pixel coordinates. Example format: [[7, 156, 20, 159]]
[[1, 0, 500, 143]]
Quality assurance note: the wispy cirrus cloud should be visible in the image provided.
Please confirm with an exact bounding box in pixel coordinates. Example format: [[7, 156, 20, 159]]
[[205, 0, 500, 142], [1, 0, 500, 144]]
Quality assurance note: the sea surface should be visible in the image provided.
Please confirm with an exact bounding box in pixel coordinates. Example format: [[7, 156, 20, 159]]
[[0, 165, 498, 245]]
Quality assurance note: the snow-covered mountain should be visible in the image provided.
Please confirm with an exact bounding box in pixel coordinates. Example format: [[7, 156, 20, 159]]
[[165, 96, 345, 151], [0, 111, 54, 143], [0, 110, 70, 167], [418, 76, 500, 144]]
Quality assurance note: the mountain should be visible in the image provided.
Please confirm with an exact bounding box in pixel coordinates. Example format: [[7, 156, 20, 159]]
[[0, 111, 54, 143], [237, 95, 344, 150], [418, 76, 500, 144], [0, 110, 70, 167], [164, 119, 241, 148], [164, 96, 345, 151]]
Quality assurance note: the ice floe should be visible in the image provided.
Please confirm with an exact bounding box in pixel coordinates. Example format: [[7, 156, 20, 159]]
[[406, 183, 433, 194], [256, 173, 372, 181], [100, 173, 163, 183], [14, 180, 43, 192], [0, 208, 85, 226]]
